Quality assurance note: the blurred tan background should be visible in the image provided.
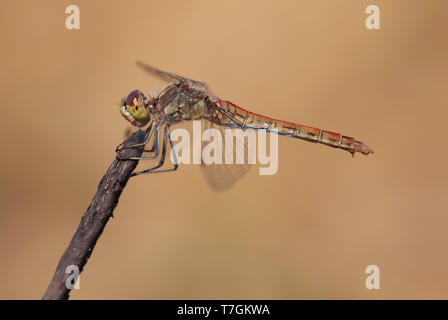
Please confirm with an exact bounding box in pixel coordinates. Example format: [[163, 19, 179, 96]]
[[0, 0, 447, 299]]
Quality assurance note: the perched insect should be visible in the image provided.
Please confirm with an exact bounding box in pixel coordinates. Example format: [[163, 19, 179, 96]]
[[117, 62, 373, 189]]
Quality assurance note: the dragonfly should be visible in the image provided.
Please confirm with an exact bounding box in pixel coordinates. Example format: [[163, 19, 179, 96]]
[[117, 62, 373, 188]]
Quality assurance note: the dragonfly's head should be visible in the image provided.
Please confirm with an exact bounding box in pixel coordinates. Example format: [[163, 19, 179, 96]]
[[120, 90, 152, 127]]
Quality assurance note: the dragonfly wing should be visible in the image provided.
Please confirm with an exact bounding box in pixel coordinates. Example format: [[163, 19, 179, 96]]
[[200, 117, 252, 191], [136, 61, 213, 94]]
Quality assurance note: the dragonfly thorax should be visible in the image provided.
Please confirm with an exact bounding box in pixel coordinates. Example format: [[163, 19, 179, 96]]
[[156, 84, 209, 123]]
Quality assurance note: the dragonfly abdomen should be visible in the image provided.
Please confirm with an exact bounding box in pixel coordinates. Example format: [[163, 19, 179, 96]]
[[217, 100, 373, 156]]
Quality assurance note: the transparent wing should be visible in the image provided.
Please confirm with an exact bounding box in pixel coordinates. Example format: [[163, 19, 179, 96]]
[[200, 118, 253, 192], [136, 61, 213, 95]]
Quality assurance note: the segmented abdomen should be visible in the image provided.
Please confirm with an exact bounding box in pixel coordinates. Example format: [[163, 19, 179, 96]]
[[215, 101, 373, 155]]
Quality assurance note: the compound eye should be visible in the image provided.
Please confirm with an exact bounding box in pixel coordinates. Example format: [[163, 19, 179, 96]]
[[125, 90, 144, 107]]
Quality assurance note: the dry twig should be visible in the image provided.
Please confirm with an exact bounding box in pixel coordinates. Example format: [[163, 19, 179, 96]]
[[42, 129, 146, 300]]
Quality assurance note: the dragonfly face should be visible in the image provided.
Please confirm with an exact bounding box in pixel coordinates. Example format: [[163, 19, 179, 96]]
[[120, 90, 152, 127]]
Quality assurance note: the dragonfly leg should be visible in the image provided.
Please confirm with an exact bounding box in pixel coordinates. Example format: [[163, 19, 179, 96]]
[[145, 123, 160, 155], [131, 126, 179, 176], [116, 122, 161, 161], [115, 121, 158, 154]]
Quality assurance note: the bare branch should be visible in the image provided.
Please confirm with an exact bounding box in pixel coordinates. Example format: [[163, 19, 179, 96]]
[[42, 129, 146, 300]]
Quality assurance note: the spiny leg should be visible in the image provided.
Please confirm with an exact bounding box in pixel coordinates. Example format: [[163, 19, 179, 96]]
[[115, 121, 157, 153], [142, 125, 179, 174], [137, 121, 161, 159], [116, 122, 162, 161], [131, 125, 179, 176], [130, 125, 168, 176]]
